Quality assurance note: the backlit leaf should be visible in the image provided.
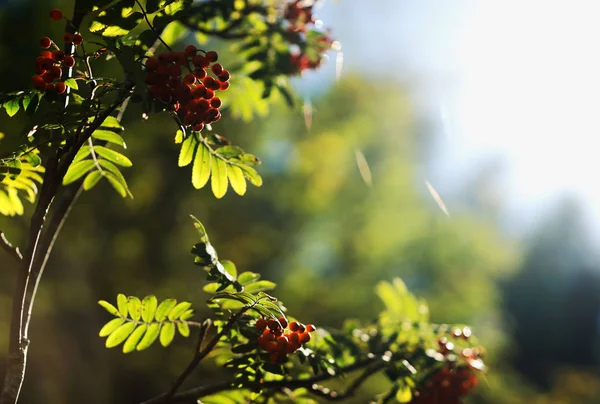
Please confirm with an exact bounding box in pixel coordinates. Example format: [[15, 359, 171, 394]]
[[63, 160, 95, 185], [211, 157, 228, 198], [168, 301, 192, 321], [94, 146, 132, 167], [192, 142, 211, 189], [127, 296, 142, 321], [105, 322, 136, 348], [99, 318, 124, 337], [227, 165, 247, 196], [123, 324, 147, 353], [142, 296, 158, 323], [155, 299, 177, 321], [98, 300, 121, 317], [137, 323, 161, 351], [160, 322, 176, 347]]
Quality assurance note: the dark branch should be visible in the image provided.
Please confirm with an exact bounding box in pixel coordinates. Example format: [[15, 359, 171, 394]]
[[0, 232, 22, 263], [141, 356, 387, 404]]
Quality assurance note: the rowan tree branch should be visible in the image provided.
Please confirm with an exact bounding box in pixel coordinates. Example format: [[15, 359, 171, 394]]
[[141, 356, 386, 404], [0, 232, 22, 263]]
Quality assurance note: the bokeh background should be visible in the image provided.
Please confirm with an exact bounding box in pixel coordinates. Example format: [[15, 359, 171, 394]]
[[1, 0, 600, 403]]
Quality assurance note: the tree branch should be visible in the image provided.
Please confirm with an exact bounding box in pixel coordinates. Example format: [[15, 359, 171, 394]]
[[141, 355, 390, 404], [0, 232, 22, 263]]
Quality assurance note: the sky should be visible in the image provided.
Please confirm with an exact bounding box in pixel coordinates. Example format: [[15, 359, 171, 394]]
[[297, 0, 600, 237]]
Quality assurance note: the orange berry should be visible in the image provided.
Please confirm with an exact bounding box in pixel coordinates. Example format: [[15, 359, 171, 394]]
[[146, 57, 159, 71], [205, 50, 218, 62], [63, 33, 74, 44], [289, 322, 299, 332], [218, 70, 230, 82], [299, 332, 311, 343], [210, 63, 223, 75], [52, 50, 65, 61], [184, 45, 197, 57], [40, 37, 51, 49], [306, 324, 316, 332], [55, 81, 66, 94], [62, 55, 75, 68], [289, 332, 300, 344], [73, 34, 83, 45], [183, 73, 196, 86], [276, 335, 289, 348], [255, 318, 267, 331], [50, 8, 63, 21], [39, 51, 53, 59], [32, 75, 46, 90], [265, 341, 278, 353]]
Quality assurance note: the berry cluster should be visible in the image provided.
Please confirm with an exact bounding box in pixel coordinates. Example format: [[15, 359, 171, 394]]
[[255, 317, 316, 363], [283, 0, 316, 32], [144, 47, 230, 132], [411, 366, 478, 404], [32, 9, 79, 94], [32, 33, 81, 93], [282, 0, 335, 74]]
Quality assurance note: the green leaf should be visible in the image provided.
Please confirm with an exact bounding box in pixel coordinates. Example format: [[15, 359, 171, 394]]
[[99, 318, 125, 337], [92, 130, 126, 147], [98, 161, 132, 198], [104, 171, 128, 198], [73, 146, 91, 163], [127, 296, 142, 321], [100, 116, 122, 129], [4, 98, 20, 117], [94, 146, 132, 167], [211, 157, 228, 198], [142, 296, 158, 323], [238, 272, 260, 285], [160, 322, 176, 347], [117, 294, 128, 317], [168, 301, 192, 321], [227, 165, 247, 196], [63, 160, 95, 185], [240, 165, 263, 187], [396, 385, 412, 403], [105, 322, 137, 348], [155, 299, 177, 321], [192, 142, 211, 189], [83, 171, 103, 190], [161, 20, 188, 45], [180, 309, 194, 320], [221, 260, 237, 278], [63, 78, 78, 90], [21, 94, 32, 110], [177, 321, 190, 337], [137, 323, 161, 351], [98, 300, 120, 317], [123, 324, 147, 353], [243, 281, 276, 294], [178, 135, 196, 167]]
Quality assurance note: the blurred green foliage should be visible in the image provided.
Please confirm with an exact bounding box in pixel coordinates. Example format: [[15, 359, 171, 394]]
[[1, 1, 599, 404]]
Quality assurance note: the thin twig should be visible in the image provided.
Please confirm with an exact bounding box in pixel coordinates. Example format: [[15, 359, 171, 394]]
[[0, 232, 22, 263], [135, 0, 172, 51]]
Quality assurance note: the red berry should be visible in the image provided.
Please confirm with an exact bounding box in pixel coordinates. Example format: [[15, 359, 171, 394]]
[[203, 76, 219, 90], [168, 76, 182, 89], [184, 45, 197, 57], [205, 51, 218, 62], [203, 89, 214, 100], [289, 322, 299, 332], [193, 68, 206, 79], [40, 37, 51, 49], [278, 317, 288, 329], [210, 63, 223, 75], [35, 65, 46, 75], [193, 55, 209, 68], [73, 34, 83, 45], [183, 73, 196, 86], [146, 57, 159, 71], [40, 51, 53, 59], [50, 8, 63, 21], [267, 319, 281, 330], [218, 70, 230, 82], [55, 81, 66, 94], [173, 52, 187, 65], [49, 65, 62, 79], [265, 341, 278, 353], [167, 64, 181, 77], [299, 332, 311, 343], [306, 324, 316, 332], [63, 33, 74, 44], [210, 97, 221, 108], [62, 55, 75, 67], [219, 81, 230, 90], [32, 75, 46, 90], [52, 50, 65, 61], [192, 123, 205, 131], [45, 83, 56, 93]]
